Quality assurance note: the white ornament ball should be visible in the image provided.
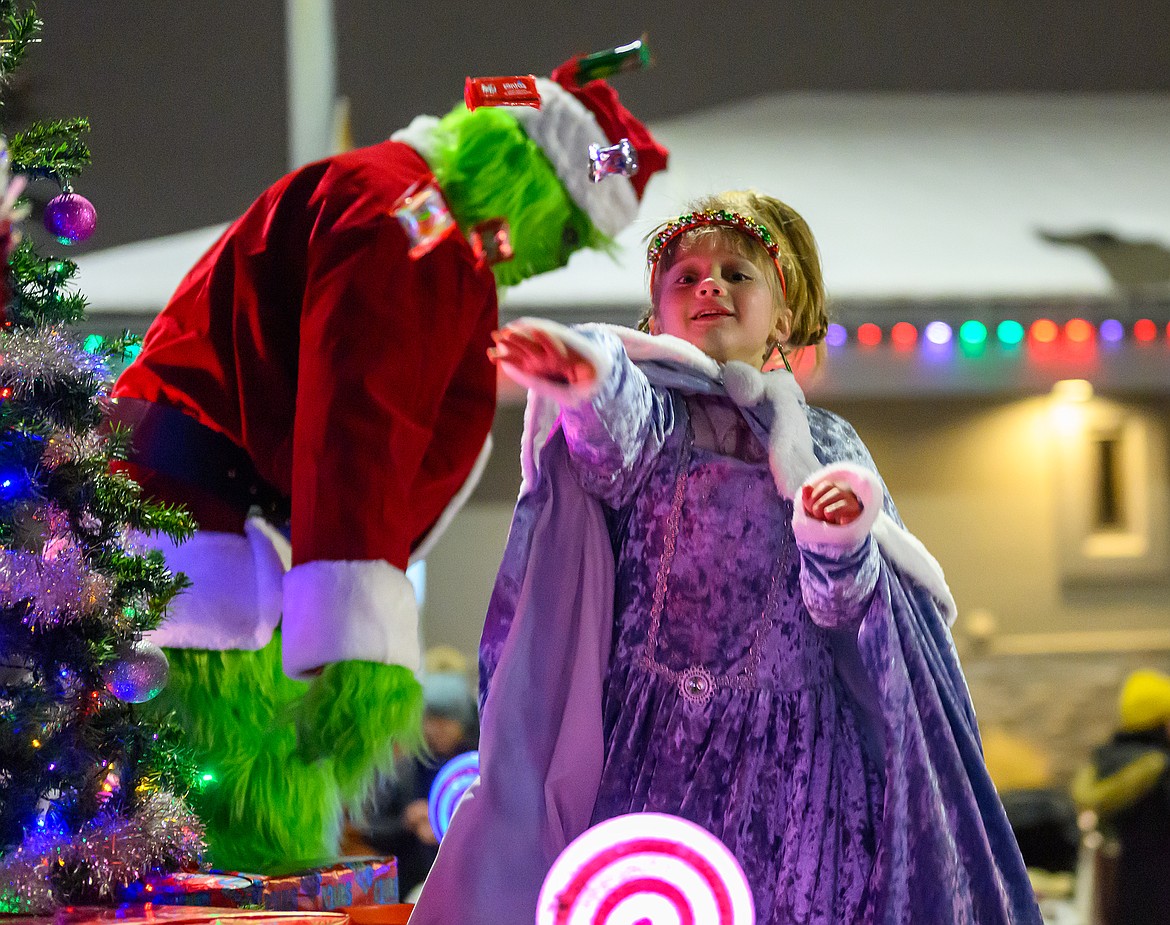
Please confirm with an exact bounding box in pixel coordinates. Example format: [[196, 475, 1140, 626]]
[[102, 639, 169, 703]]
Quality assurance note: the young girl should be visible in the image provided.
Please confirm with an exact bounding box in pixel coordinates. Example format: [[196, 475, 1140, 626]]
[[409, 191, 1041, 925]]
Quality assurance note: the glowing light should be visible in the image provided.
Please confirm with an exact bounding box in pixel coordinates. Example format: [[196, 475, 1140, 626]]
[[924, 321, 952, 345], [825, 323, 847, 348], [958, 320, 987, 346], [1030, 319, 1058, 343], [1134, 319, 1157, 342], [123, 343, 143, 362], [32, 738, 41, 748], [82, 334, 104, 354], [857, 323, 882, 346], [1099, 319, 1124, 343], [1050, 379, 1094, 434], [996, 320, 1025, 345], [1065, 318, 1094, 343], [1052, 379, 1094, 403], [890, 322, 917, 348], [537, 812, 755, 925], [429, 750, 480, 842]]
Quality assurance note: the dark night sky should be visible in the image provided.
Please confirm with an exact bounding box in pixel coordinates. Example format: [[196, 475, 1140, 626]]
[[12, 1, 1170, 252]]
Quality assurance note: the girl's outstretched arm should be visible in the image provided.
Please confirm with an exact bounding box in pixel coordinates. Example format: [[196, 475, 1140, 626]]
[[491, 317, 672, 507]]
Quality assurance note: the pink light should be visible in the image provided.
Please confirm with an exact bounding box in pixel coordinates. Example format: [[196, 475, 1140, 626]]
[[537, 813, 755, 925]]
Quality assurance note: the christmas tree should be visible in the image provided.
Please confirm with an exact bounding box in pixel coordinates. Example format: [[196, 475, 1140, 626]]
[[0, 2, 205, 912]]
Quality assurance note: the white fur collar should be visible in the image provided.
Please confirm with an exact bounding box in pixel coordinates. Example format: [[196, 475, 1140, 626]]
[[584, 325, 819, 499]]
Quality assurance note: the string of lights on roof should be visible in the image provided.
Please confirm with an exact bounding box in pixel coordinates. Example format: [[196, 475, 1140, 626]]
[[824, 317, 1170, 350]]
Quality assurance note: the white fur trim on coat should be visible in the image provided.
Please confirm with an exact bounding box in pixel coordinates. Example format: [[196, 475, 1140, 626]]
[[792, 462, 883, 549], [144, 517, 290, 651], [873, 514, 958, 625], [390, 115, 443, 166], [509, 79, 639, 237], [282, 559, 420, 679]]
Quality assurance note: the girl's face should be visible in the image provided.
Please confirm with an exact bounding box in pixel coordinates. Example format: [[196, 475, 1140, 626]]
[[652, 235, 790, 368]]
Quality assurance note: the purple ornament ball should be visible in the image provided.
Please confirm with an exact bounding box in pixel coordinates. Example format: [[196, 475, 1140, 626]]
[[44, 192, 97, 245]]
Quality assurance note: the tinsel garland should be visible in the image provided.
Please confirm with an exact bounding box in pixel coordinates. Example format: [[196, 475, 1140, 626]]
[[0, 790, 205, 913], [0, 328, 108, 415], [0, 543, 111, 625]]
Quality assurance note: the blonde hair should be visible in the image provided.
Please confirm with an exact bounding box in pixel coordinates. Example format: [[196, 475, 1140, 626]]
[[641, 190, 828, 361]]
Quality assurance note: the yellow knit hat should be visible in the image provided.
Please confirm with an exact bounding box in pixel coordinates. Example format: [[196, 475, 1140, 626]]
[[1118, 669, 1170, 732]]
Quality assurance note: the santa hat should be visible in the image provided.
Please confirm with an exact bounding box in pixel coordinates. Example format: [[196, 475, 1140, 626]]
[[1119, 669, 1170, 732], [504, 63, 669, 238]]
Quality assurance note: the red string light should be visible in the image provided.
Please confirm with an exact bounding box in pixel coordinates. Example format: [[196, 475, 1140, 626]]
[[890, 322, 918, 349], [1134, 319, 1157, 342], [1030, 319, 1058, 343], [857, 322, 882, 347], [1065, 318, 1094, 343]]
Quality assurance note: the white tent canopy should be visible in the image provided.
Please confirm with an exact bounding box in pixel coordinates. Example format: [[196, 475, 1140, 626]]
[[76, 92, 1170, 315]]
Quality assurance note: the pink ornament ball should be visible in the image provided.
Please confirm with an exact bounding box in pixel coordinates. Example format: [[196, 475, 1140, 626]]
[[44, 192, 97, 245]]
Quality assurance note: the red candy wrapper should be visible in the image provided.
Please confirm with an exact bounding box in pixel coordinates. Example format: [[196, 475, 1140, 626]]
[[463, 75, 541, 111], [121, 858, 398, 912]]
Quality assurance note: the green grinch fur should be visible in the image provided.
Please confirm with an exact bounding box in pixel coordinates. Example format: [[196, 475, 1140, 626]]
[[428, 105, 613, 287], [145, 637, 421, 873]]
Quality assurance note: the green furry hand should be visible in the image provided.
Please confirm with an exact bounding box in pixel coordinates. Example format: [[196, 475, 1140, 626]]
[[293, 660, 424, 800]]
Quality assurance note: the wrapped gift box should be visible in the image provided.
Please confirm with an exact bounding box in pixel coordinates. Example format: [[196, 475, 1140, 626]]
[[120, 858, 398, 911]]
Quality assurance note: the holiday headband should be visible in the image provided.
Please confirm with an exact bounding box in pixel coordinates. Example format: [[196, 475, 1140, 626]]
[[647, 209, 787, 299]]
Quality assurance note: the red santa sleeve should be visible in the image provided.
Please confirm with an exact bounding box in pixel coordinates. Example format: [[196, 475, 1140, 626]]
[[281, 169, 496, 679]]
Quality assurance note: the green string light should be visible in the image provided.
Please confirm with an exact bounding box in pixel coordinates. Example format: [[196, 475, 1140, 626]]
[[996, 320, 1025, 345], [958, 320, 988, 346]]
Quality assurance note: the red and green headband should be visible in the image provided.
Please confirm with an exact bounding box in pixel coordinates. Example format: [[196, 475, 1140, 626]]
[[647, 209, 788, 299]]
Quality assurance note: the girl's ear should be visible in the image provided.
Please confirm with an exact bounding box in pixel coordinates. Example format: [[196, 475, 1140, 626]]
[[772, 307, 793, 344]]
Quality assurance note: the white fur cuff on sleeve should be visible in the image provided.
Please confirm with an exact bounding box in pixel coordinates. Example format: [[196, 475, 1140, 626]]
[[792, 462, 883, 549], [498, 316, 614, 407], [282, 559, 420, 680]]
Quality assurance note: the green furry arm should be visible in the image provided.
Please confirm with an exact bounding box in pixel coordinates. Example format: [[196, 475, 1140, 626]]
[[294, 660, 424, 801]]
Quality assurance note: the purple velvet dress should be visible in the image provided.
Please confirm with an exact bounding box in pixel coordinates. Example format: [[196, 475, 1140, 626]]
[[414, 327, 1041, 925], [570, 393, 883, 924]]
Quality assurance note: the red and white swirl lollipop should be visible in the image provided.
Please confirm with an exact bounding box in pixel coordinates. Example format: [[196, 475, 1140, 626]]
[[537, 812, 755, 925]]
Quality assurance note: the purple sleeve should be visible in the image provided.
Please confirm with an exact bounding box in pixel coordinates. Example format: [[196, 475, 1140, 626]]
[[558, 329, 676, 509], [798, 536, 881, 629]]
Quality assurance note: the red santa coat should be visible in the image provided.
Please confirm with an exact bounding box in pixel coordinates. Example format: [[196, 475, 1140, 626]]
[[113, 140, 496, 678]]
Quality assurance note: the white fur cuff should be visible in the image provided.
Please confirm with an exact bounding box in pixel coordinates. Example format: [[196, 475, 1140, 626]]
[[792, 462, 883, 549], [282, 559, 421, 679], [145, 519, 288, 651], [499, 317, 613, 407]]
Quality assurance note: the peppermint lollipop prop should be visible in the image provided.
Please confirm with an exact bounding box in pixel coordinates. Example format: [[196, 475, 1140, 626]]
[[427, 749, 480, 842], [537, 812, 755, 925]]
